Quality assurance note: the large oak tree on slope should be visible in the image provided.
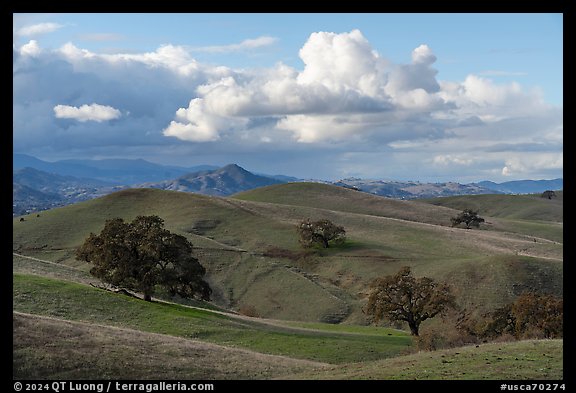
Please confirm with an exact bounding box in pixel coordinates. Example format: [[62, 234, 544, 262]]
[[365, 266, 455, 336], [297, 218, 346, 249], [76, 215, 211, 302]]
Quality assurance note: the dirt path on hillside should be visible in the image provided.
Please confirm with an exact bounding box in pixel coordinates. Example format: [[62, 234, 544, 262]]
[[13, 252, 86, 271]]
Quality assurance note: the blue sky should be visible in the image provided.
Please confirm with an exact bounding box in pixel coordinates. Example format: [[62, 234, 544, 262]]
[[13, 13, 563, 181]]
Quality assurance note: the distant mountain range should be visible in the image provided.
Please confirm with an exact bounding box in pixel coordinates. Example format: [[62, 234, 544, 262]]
[[333, 178, 563, 199], [12, 167, 124, 216], [13, 182, 63, 216], [13, 153, 218, 185], [12, 153, 563, 215], [332, 179, 498, 199], [473, 179, 564, 195], [12, 157, 288, 214]]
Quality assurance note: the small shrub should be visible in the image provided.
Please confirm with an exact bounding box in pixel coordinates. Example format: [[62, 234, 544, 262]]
[[416, 320, 480, 352], [238, 305, 260, 318], [415, 330, 443, 351], [480, 292, 563, 340], [490, 333, 516, 344]]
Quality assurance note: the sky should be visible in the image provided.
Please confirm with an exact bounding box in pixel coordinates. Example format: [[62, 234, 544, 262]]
[[13, 13, 563, 182]]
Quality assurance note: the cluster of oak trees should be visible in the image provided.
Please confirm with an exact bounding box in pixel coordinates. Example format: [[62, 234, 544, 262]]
[[77, 211, 561, 341]]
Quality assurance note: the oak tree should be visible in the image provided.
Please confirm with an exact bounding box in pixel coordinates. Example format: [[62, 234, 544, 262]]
[[297, 218, 346, 248], [451, 209, 485, 229], [365, 266, 455, 336], [76, 215, 211, 302]]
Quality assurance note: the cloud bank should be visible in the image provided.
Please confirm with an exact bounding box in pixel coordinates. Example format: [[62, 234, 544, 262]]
[[13, 29, 562, 181]]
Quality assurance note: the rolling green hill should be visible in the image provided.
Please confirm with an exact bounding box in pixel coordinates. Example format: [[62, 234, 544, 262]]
[[236, 183, 564, 244], [233, 182, 458, 226], [13, 184, 563, 379], [421, 192, 563, 223], [13, 186, 563, 322], [287, 339, 563, 380]]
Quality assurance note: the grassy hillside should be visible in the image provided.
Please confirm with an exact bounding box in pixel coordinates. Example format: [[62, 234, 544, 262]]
[[287, 339, 563, 380], [421, 193, 563, 243], [14, 312, 328, 380], [12, 189, 347, 322], [13, 273, 412, 365], [422, 192, 563, 222], [236, 183, 563, 243], [13, 184, 563, 380], [13, 270, 561, 380], [15, 311, 561, 381], [13, 188, 296, 262], [13, 186, 563, 323], [234, 182, 458, 226], [13, 253, 94, 285]]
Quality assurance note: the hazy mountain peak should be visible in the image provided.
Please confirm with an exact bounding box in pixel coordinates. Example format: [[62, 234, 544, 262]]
[[142, 164, 283, 197]]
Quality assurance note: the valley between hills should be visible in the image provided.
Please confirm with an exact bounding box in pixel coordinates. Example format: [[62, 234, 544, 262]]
[[13, 183, 563, 380]]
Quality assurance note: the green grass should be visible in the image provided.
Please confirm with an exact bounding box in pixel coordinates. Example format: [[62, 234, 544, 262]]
[[281, 320, 405, 336], [234, 182, 458, 226], [13, 254, 93, 284], [422, 193, 563, 223], [15, 312, 562, 381], [14, 313, 328, 380], [13, 273, 412, 364], [287, 339, 563, 380], [491, 218, 563, 244], [418, 193, 564, 243]]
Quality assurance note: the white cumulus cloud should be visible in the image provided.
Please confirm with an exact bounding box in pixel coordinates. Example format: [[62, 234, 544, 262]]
[[501, 153, 563, 177], [162, 98, 241, 142], [19, 40, 42, 57], [161, 28, 560, 157], [57, 42, 231, 79], [165, 30, 398, 143], [53, 103, 122, 122], [17, 22, 64, 36]]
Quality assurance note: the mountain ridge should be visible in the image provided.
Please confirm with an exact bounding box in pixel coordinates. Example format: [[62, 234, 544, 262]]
[[474, 178, 563, 194], [13, 153, 563, 215], [138, 164, 284, 196], [13, 153, 218, 184]]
